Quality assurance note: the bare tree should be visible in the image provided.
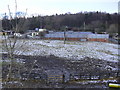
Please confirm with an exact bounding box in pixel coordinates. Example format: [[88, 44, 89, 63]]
[[1, 0, 34, 88]]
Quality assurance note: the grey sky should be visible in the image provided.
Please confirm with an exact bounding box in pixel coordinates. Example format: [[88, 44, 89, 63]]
[[0, 0, 119, 18]]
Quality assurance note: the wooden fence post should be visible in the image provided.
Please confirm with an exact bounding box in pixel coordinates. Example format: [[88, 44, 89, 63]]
[[62, 74, 65, 83], [108, 72, 111, 78], [79, 74, 81, 80], [99, 72, 101, 79], [69, 74, 72, 80], [89, 74, 91, 80], [117, 72, 119, 77]]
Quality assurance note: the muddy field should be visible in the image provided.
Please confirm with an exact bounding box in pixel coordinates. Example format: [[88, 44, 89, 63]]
[[2, 54, 119, 88]]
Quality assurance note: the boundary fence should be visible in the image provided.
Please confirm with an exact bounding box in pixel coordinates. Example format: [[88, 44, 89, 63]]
[[2, 71, 120, 84], [69, 71, 120, 81], [46, 71, 120, 84]]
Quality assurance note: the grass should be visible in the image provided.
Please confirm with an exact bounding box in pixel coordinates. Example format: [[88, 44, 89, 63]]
[[33, 43, 50, 48], [97, 50, 120, 57], [64, 40, 85, 45], [68, 77, 118, 84], [0, 60, 24, 67], [113, 46, 120, 50]]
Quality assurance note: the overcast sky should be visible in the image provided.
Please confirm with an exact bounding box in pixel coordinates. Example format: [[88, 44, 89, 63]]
[[0, 0, 119, 17]]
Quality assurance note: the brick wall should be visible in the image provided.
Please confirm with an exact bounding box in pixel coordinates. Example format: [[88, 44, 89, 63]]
[[88, 38, 108, 42], [45, 37, 108, 42]]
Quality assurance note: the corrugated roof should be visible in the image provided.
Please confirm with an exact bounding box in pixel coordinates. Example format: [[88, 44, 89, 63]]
[[45, 32, 90, 38], [45, 32, 109, 39], [88, 34, 109, 39]]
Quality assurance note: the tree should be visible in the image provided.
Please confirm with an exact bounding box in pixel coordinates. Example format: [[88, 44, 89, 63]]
[[16, 18, 30, 33], [106, 24, 118, 34], [1, 0, 36, 88]]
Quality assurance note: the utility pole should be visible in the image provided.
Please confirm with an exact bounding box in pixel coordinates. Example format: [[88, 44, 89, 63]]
[[105, 21, 108, 32], [84, 21, 86, 31], [64, 26, 68, 44], [40, 16, 43, 29]]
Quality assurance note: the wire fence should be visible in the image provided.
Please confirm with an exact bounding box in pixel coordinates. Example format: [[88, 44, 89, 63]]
[[69, 71, 120, 81], [45, 71, 120, 84]]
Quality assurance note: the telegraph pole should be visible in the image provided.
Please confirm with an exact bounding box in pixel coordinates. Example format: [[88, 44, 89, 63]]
[[64, 26, 68, 44], [84, 21, 86, 31]]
